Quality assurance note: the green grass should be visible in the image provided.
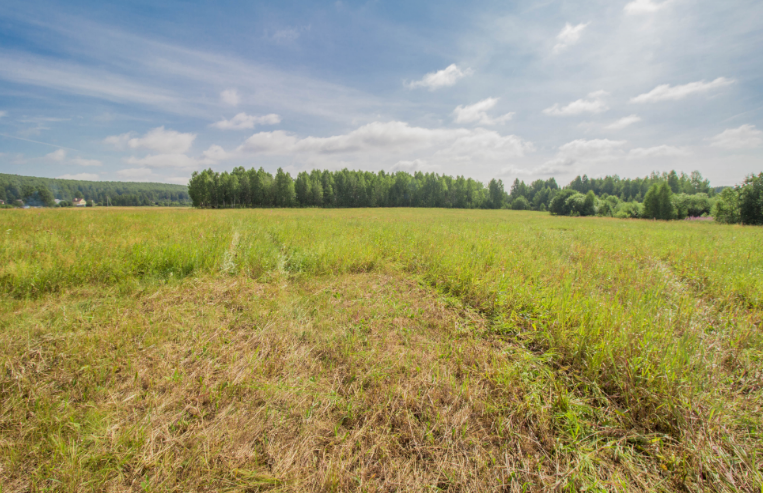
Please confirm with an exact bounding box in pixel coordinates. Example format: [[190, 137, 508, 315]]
[[1, 207, 761, 491]]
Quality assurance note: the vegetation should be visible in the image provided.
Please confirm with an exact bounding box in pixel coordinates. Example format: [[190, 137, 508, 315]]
[[188, 167, 508, 209], [714, 172, 763, 225], [0, 173, 190, 206], [1, 207, 761, 491]]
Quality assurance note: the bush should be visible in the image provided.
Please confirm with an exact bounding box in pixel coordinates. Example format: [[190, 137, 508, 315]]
[[511, 196, 530, 210], [614, 202, 644, 219], [548, 189, 580, 215], [673, 193, 712, 219]]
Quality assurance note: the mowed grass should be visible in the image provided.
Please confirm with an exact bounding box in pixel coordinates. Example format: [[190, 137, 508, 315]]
[[1, 208, 761, 492]]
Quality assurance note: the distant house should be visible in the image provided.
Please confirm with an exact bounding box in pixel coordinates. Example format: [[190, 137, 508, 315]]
[[0, 200, 4, 205], [72, 198, 87, 207]]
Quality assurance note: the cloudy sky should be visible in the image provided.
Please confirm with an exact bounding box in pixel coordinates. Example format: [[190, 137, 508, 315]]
[[0, 0, 761, 186]]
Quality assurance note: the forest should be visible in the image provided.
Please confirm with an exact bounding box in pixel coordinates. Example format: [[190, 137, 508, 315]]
[[186, 166, 733, 216], [0, 173, 190, 207]]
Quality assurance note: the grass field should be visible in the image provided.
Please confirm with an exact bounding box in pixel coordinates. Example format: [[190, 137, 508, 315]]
[[1, 208, 761, 492]]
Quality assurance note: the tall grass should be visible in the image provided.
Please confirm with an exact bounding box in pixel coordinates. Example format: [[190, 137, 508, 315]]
[[1, 207, 761, 489]]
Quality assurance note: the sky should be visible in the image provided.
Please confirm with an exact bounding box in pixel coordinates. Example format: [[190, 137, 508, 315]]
[[0, 0, 761, 187]]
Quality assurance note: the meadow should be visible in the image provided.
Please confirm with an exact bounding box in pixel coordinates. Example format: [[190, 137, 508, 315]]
[[1, 207, 761, 492]]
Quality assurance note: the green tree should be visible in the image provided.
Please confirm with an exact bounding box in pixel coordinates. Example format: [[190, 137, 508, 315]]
[[712, 187, 741, 224], [643, 182, 675, 220], [739, 173, 763, 225], [274, 168, 296, 207], [488, 179, 505, 209]]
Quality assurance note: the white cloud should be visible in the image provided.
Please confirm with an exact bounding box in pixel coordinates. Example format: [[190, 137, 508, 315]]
[[235, 121, 533, 171], [201, 144, 228, 162], [630, 77, 734, 103], [124, 126, 196, 154], [103, 132, 133, 150], [625, 0, 672, 14], [116, 167, 161, 181], [220, 89, 240, 106], [166, 176, 191, 185], [453, 98, 514, 125], [0, 110, 6, 118], [710, 124, 763, 149], [126, 153, 198, 169], [628, 145, 690, 158], [553, 23, 589, 54], [544, 90, 609, 116], [407, 64, 473, 90], [390, 159, 439, 173], [57, 173, 99, 181], [211, 112, 281, 130], [434, 128, 534, 162], [45, 148, 103, 167], [545, 138, 626, 168], [238, 121, 532, 158], [45, 149, 67, 161], [605, 115, 641, 130], [71, 157, 103, 167]]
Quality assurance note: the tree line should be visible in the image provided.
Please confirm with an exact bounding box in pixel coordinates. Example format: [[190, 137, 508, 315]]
[[0, 174, 190, 207], [187, 167, 543, 210]]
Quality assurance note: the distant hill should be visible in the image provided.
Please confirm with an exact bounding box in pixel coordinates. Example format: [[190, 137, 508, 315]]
[[0, 173, 190, 206]]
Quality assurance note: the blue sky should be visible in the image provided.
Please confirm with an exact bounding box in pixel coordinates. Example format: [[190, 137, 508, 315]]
[[0, 0, 761, 186]]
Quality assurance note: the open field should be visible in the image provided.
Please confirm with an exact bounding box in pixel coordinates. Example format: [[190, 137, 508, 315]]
[[1, 208, 762, 492]]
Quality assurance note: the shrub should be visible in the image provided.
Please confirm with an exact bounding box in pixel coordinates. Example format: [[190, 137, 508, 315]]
[[511, 196, 530, 210], [548, 189, 580, 215], [614, 201, 644, 219]]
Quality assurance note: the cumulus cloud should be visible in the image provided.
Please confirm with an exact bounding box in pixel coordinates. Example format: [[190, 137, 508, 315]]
[[605, 115, 642, 130], [201, 144, 229, 162], [710, 124, 763, 149], [44, 149, 102, 166], [628, 145, 690, 158], [211, 112, 281, 130], [126, 153, 199, 169], [553, 23, 589, 54], [103, 132, 133, 150], [234, 121, 533, 172], [630, 78, 734, 103], [544, 138, 626, 168], [220, 89, 240, 106], [237, 121, 532, 160], [390, 159, 439, 173], [544, 90, 609, 116], [121, 126, 196, 154], [57, 173, 99, 181], [625, 0, 672, 14], [45, 149, 67, 161], [116, 168, 161, 181], [72, 157, 102, 167], [453, 98, 514, 125], [407, 64, 472, 90]]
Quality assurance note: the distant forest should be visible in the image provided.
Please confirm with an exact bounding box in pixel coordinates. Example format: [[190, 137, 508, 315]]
[[187, 166, 714, 212], [0, 174, 190, 206]]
